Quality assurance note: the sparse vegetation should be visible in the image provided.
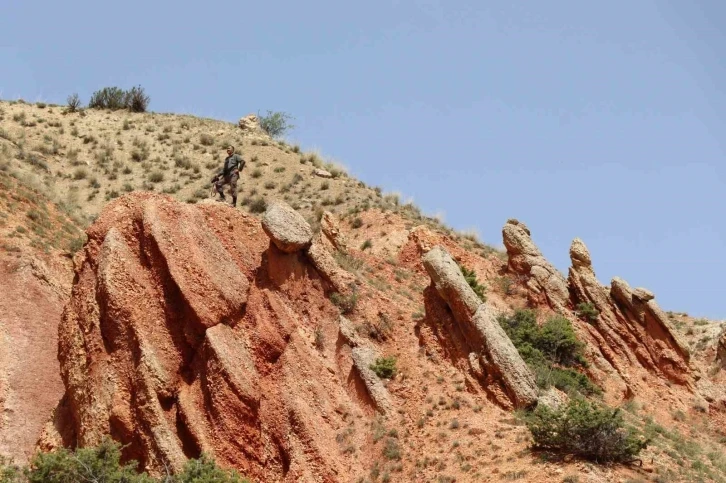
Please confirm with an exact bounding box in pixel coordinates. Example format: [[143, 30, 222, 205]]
[[330, 289, 359, 314], [576, 302, 599, 323], [458, 262, 486, 302], [248, 197, 267, 213]]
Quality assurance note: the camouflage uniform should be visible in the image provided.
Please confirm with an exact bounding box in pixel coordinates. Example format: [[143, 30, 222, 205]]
[[215, 153, 245, 205]]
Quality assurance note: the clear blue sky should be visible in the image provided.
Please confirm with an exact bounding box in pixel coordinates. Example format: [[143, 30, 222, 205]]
[[2, 1, 724, 319]]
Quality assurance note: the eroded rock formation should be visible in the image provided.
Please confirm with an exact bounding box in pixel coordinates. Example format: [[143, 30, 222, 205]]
[[568, 238, 691, 386], [502, 219, 569, 312], [502, 221, 692, 391], [421, 246, 538, 409], [50, 193, 370, 481]]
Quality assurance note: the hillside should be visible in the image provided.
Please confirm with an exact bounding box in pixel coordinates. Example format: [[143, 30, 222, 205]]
[[0, 100, 448, 238], [1, 99, 726, 482]]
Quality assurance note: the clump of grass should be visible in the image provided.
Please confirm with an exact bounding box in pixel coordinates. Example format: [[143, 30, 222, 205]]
[[248, 197, 267, 213], [330, 289, 358, 314], [576, 302, 599, 323], [73, 168, 88, 180], [148, 171, 164, 183]]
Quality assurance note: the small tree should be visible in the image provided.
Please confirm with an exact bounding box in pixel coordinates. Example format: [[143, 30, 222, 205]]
[[66, 93, 82, 113], [127, 85, 150, 113], [258, 110, 295, 138]]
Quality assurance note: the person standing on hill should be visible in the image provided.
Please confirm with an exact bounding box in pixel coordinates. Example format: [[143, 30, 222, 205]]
[[213, 145, 245, 207]]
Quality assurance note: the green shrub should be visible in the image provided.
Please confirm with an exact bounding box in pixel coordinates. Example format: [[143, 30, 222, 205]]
[[361, 239, 372, 251], [0, 455, 22, 482], [458, 263, 486, 302], [370, 356, 397, 379], [525, 399, 649, 463], [89, 87, 128, 110], [576, 302, 599, 323], [498, 310, 599, 396], [174, 453, 249, 482], [126, 86, 150, 113], [88, 86, 149, 112], [25, 437, 152, 483], [351, 217, 363, 229], [148, 171, 164, 183], [251, 169, 262, 178], [258, 110, 295, 138]]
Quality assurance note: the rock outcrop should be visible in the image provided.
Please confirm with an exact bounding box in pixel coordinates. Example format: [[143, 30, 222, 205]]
[[421, 246, 538, 409], [502, 219, 569, 312], [237, 114, 265, 136], [568, 238, 691, 386], [52, 193, 369, 481], [305, 239, 356, 294], [262, 200, 313, 253], [320, 211, 349, 253]]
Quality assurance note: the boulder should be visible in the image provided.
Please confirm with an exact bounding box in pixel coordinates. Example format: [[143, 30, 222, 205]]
[[261, 200, 313, 253], [237, 114, 265, 135], [313, 168, 333, 179]]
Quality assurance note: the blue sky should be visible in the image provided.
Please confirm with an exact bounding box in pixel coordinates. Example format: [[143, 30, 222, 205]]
[[1, 1, 724, 319]]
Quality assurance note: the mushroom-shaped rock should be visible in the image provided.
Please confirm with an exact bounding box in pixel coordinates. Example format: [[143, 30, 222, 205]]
[[422, 246, 538, 409], [569, 237, 592, 269], [261, 200, 313, 253]]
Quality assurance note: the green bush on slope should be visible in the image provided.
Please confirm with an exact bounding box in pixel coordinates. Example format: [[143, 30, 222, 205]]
[[497, 309, 600, 396], [0, 438, 249, 483], [525, 398, 649, 463]]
